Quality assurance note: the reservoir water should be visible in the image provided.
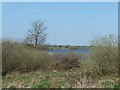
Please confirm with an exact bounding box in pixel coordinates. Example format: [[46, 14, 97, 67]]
[[48, 49, 91, 54]]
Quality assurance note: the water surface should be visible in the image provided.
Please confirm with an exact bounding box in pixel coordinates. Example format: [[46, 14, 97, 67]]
[[48, 49, 91, 54]]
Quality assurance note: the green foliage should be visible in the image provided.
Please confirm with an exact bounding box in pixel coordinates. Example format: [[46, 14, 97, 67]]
[[32, 78, 51, 88], [101, 80, 113, 88], [58, 79, 66, 87], [90, 34, 118, 75], [113, 84, 120, 90]]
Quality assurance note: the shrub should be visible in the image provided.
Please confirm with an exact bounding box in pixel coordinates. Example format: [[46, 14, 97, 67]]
[[2, 40, 51, 75], [90, 34, 118, 75], [52, 53, 80, 70]]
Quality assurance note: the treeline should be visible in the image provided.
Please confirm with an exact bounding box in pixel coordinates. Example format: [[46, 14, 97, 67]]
[[22, 44, 92, 50], [47, 45, 92, 50]]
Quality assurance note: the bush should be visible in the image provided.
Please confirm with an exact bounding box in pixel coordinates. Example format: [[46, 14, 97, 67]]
[[52, 53, 80, 70], [90, 34, 118, 75], [2, 40, 51, 75]]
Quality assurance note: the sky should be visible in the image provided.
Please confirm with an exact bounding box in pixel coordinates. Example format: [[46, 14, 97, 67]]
[[2, 2, 118, 45]]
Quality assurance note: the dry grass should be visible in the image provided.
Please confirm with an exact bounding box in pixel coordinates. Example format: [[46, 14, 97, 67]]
[[2, 40, 52, 75], [2, 69, 119, 88]]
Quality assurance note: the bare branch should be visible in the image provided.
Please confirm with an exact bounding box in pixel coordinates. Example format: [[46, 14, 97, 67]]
[[24, 20, 47, 46]]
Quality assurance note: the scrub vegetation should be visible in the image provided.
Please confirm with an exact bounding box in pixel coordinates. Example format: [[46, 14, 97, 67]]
[[2, 34, 119, 88]]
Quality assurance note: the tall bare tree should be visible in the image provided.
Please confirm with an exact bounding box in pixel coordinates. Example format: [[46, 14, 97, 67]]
[[24, 20, 47, 46]]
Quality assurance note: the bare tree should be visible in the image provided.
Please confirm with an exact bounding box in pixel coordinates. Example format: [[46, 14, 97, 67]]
[[24, 20, 47, 46]]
